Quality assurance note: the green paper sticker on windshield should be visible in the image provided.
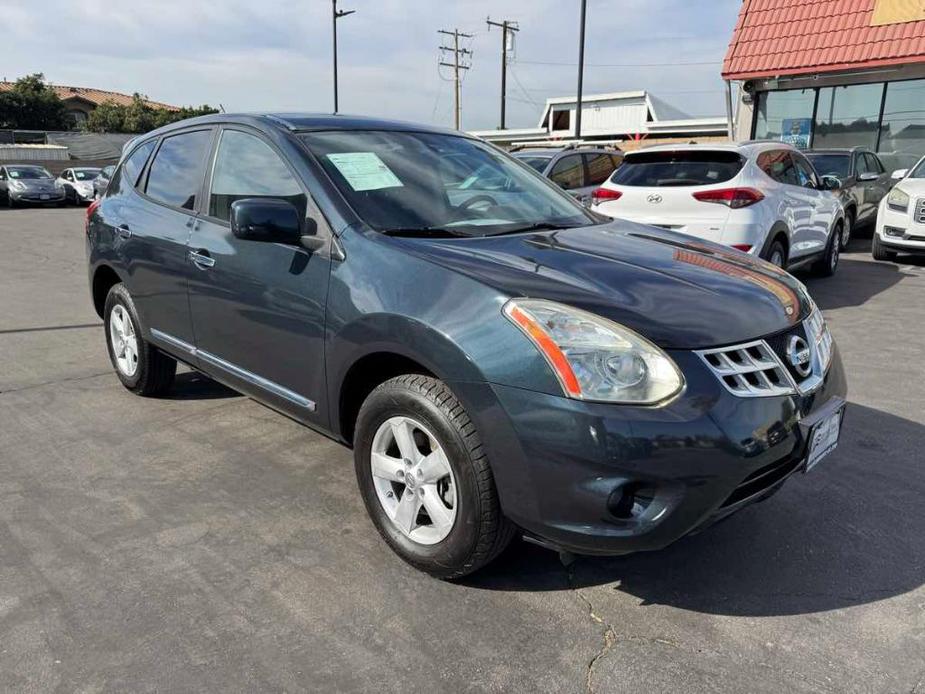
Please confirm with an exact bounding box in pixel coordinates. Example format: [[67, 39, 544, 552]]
[[326, 152, 404, 192]]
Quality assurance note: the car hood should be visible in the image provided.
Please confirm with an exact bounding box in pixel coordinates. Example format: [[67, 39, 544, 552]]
[[15, 179, 57, 191], [396, 220, 813, 349]]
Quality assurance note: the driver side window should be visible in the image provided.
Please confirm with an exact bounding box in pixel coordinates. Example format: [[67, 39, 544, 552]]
[[793, 154, 819, 189], [208, 129, 306, 223]]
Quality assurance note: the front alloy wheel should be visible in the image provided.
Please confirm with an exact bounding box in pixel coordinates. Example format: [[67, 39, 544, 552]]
[[354, 375, 515, 579], [370, 416, 457, 545]]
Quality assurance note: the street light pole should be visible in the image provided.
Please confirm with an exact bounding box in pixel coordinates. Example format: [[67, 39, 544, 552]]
[[574, 0, 587, 140], [332, 0, 356, 114]]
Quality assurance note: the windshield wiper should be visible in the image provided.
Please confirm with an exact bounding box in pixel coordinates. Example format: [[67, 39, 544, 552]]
[[483, 221, 584, 236], [380, 226, 469, 238]]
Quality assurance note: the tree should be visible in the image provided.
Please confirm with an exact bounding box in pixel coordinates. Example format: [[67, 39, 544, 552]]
[[84, 95, 219, 134], [0, 73, 72, 130]]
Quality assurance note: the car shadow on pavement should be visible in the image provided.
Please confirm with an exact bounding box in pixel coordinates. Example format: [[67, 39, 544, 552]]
[[465, 403, 925, 617], [799, 244, 919, 311], [163, 371, 241, 400]]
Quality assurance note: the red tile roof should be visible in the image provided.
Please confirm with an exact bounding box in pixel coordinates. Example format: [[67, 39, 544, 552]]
[[722, 0, 925, 80], [0, 82, 179, 111]]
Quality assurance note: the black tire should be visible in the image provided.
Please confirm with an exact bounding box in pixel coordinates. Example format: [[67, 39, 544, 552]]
[[812, 223, 841, 277], [764, 238, 788, 269], [7, 195, 15, 209], [871, 234, 897, 262], [103, 283, 176, 396], [354, 374, 515, 579], [841, 209, 854, 250]]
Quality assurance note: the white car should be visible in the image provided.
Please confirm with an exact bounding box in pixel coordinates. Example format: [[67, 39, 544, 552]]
[[56, 167, 101, 205], [590, 142, 845, 275], [873, 156, 925, 262]]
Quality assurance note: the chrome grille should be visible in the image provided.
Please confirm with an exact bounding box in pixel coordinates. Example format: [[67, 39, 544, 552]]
[[696, 340, 794, 397], [916, 198, 925, 225]]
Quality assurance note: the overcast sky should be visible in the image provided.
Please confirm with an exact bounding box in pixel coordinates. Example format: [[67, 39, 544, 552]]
[[2, 0, 740, 131]]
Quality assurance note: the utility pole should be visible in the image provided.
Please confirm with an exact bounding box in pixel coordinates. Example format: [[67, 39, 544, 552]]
[[486, 17, 519, 130], [574, 0, 587, 140], [332, 0, 356, 114], [438, 29, 473, 130]]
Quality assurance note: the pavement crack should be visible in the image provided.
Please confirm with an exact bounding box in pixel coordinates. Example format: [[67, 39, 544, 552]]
[[0, 371, 112, 396], [565, 558, 617, 694]]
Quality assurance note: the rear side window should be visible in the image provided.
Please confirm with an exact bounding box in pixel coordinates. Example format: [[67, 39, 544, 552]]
[[584, 153, 617, 186], [610, 150, 744, 187], [111, 140, 156, 196], [549, 155, 585, 189], [757, 150, 799, 186], [208, 130, 306, 222], [145, 130, 213, 210]]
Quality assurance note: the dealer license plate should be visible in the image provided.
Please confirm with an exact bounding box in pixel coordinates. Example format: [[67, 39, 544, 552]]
[[40, 194, 49, 200], [805, 408, 842, 472]]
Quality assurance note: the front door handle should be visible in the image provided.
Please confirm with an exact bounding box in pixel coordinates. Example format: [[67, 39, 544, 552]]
[[189, 250, 215, 269], [116, 224, 132, 239]]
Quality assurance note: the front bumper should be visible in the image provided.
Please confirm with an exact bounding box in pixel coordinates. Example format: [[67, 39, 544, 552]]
[[454, 345, 847, 556], [876, 200, 925, 253], [10, 190, 66, 203]]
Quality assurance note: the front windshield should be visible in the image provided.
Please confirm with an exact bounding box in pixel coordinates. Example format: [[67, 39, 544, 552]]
[[513, 154, 553, 173], [73, 169, 101, 181], [300, 130, 598, 236], [8, 166, 52, 180], [805, 154, 850, 180], [910, 158, 925, 178]]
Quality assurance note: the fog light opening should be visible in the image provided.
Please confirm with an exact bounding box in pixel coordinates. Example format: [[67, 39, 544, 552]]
[[607, 483, 657, 521]]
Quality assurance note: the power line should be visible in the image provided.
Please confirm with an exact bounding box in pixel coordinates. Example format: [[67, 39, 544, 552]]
[[438, 29, 472, 131]]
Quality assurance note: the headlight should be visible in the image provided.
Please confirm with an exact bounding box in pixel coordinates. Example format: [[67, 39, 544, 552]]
[[54, 180, 65, 190], [9, 180, 25, 191], [804, 308, 834, 373], [887, 187, 910, 212], [503, 298, 684, 404]]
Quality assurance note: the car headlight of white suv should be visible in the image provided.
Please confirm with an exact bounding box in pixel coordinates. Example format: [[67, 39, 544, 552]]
[[887, 187, 910, 212]]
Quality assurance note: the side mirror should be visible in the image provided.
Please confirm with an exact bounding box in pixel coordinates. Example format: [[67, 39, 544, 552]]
[[891, 169, 908, 181], [230, 198, 305, 246], [820, 175, 842, 191], [857, 172, 880, 182]]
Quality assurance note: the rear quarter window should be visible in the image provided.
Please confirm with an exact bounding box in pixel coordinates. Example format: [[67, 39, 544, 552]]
[[610, 150, 744, 187]]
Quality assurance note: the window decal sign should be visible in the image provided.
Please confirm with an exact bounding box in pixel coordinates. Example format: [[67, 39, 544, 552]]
[[325, 152, 404, 191], [781, 118, 812, 149]]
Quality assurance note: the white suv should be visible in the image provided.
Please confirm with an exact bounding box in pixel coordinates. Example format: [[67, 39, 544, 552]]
[[873, 155, 925, 262], [591, 142, 845, 275]]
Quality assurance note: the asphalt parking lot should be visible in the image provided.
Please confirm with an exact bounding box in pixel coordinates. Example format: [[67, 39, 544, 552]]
[[1, 207, 923, 693]]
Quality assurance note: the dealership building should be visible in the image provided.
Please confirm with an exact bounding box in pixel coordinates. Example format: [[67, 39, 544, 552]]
[[724, 0, 925, 171]]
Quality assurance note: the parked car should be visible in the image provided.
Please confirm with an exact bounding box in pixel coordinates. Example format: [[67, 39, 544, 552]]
[[872, 155, 925, 261], [0, 164, 66, 208], [57, 167, 102, 205], [804, 147, 892, 248], [511, 147, 623, 205], [590, 142, 845, 275], [94, 165, 116, 199], [87, 114, 846, 578]]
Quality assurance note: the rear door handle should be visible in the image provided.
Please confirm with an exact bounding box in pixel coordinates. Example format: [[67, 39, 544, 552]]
[[189, 250, 215, 269], [117, 224, 132, 239]]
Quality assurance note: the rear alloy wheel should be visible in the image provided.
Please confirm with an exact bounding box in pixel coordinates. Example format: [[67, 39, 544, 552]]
[[813, 224, 841, 277], [841, 210, 854, 250], [354, 375, 515, 579], [766, 239, 788, 269], [104, 283, 177, 396]]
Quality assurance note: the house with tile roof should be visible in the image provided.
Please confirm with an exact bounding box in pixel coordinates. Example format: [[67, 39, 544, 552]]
[[723, 0, 925, 169], [0, 82, 179, 128]]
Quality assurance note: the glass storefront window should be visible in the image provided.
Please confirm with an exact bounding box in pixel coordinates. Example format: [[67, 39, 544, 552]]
[[813, 83, 883, 150], [754, 89, 816, 143], [878, 79, 925, 172]]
